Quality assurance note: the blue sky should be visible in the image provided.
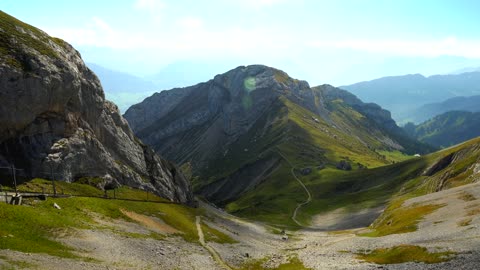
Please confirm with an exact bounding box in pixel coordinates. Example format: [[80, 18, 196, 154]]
[[3, 0, 480, 86]]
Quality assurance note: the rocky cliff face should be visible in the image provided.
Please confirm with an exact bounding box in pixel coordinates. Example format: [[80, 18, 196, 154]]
[[0, 11, 193, 204]]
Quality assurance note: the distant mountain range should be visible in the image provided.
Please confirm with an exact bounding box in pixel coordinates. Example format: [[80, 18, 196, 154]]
[[450, 66, 480, 74], [87, 63, 158, 113], [341, 72, 480, 124], [88, 61, 239, 113], [404, 95, 480, 124], [404, 111, 480, 148]]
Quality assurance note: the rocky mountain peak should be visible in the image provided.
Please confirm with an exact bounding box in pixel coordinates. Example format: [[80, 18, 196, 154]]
[[125, 65, 311, 138], [212, 65, 310, 96]]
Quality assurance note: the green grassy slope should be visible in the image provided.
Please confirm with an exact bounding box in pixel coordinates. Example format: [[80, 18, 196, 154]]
[[225, 107, 480, 229], [363, 137, 480, 236], [0, 180, 233, 258], [222, 97, 417, 227], [0, 11, 65, 70], [404, 111, 480, 148]]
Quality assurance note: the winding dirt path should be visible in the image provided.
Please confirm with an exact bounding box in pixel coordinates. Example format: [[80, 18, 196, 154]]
[[195, 216, 232, 270], [276, 150, 312, 227]]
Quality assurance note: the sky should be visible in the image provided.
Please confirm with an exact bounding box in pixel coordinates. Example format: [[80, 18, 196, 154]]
[[3, 0, 480, 86]]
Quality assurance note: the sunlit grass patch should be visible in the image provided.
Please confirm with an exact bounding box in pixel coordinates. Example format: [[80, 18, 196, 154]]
[[356, 245, 456, 264], [239, 255, 311, 270], [360, 200, 445, 237]]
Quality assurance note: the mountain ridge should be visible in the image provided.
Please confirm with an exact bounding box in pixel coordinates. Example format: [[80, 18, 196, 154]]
[[404, 95, 480, 124], [341, 71, 480, 123], [404, 111, 480, 148]]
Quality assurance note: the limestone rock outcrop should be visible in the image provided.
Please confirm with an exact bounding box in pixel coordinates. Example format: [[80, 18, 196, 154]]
[[0, 11, 193, 204]]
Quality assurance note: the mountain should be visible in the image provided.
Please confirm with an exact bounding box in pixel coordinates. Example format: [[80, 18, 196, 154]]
[[341, 72, 480, 124], [450, 66, 480, 74], [402, 95, 480, 124], [124, 65, 432, 225], [404, 111, 480, 148], [0, 11, 193, 204], [87, 63, 158, 113]]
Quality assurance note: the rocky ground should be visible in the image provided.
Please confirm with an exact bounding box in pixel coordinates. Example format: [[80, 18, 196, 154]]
[[1, 182, 480, 269]]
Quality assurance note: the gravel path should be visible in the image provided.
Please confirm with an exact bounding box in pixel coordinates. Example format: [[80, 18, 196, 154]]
[[276, 150, 312, 227], [196, 216, 232, 270]]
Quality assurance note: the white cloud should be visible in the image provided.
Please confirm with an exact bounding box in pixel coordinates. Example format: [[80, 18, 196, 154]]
[[176, 17, 203, 29], [45, 11, 480, 78], [134, 0, 164, 11], [46, 15, 289, 59], [238, 0, 287, 8], [46, 17, 134, 49], [307, 37, 480, 59]]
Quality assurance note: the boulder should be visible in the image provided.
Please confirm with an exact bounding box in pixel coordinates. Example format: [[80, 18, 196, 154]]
[[300, 168, 312, 175], [336, 160, 352, 171]]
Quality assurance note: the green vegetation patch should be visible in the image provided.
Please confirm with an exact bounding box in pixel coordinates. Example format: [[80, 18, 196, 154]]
[[0, 11, 62, 70], [356, 245, 456, 264], [239, 255, 311, 270], [0, 196, 199, 257], [377, 150, 413, 163], [223, 97, 418, 227], [18, 178, 103, 197], [0, 179, 231, 258], [0, 199, 88, 258], [75, 176, 105, 188], [0, 255, 36, 269], [362, 200, 445, 237], [106, 186, 168, 202], [225, 162, 307, 228], [201, 222, 238, 244]]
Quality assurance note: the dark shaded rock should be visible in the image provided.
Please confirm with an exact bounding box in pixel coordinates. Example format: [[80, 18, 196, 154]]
[[423, 153, 454, 176], [336, 160, 352, 171], [300, 168, 312, 175], [357, 163, 366, 169]]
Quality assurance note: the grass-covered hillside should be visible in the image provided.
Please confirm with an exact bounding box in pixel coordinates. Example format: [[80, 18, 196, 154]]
[[227, 131, 480, 229], [0, 179, 232, 259], [363, 136, 480, 236], [404, 111, 480, 148], [0, 11, 66, 70], [202, 94, 420, 228]]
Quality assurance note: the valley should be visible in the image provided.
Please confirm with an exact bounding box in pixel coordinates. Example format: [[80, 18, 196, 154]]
[[1, 7, 480, 270], [1, 171, 480, 269]]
